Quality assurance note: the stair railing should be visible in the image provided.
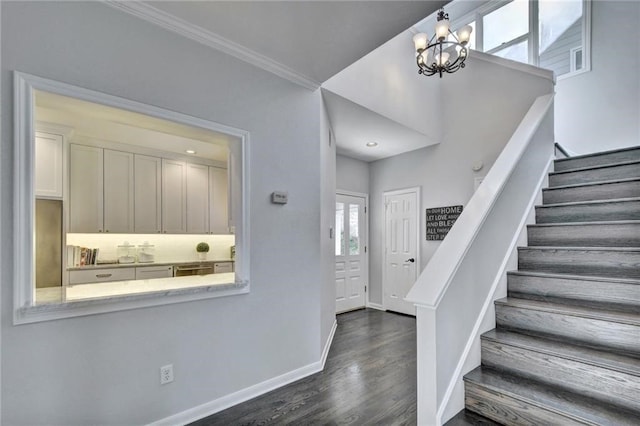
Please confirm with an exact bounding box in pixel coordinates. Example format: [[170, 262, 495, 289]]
[[406, 93, 555, 425]]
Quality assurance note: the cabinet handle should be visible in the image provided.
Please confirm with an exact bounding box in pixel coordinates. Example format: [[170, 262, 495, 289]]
[[96, 273, 113, 278], [98, 230, 103, 233]]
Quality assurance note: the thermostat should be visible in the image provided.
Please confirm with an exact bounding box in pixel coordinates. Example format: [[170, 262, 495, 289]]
[[271, 191, 288, 204]]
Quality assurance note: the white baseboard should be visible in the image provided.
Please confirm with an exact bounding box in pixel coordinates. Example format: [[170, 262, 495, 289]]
[[151, 319, 339, 426], [367, 302, 385, 311], [321, 319, 338, 369]]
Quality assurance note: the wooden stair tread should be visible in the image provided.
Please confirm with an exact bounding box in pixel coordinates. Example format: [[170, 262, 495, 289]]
[[538, 196, 640, 208], [464, 367, 640, 425], [543, 176, 640, 191], [554, 145, 640, 163], [507, 270, 640, 286], [495, 297, 640, 326], [520, 245, 640, 253], [483, 329, 640, 376], [550, 159, 640, 176], [528, 219, 640, 227]]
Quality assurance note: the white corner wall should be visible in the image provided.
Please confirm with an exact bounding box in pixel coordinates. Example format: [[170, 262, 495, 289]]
[[368, 54, 554, 305], [336, 154, 370, 194], [555, 0, 640, 154], [1, 2, 333, 424]]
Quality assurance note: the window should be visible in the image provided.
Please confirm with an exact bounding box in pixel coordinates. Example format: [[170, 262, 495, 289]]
[[451, 0, 590, 78], [14, 72, 250, 324]]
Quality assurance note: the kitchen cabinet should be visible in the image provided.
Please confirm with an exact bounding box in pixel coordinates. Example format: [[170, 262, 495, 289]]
[[69, 144, 134, 233], [162, 159, 187, 233], [103, 150, 134, 233], [35, 132, 64, 199], [135, 265, 173, 280], [134, 154, 162, 233], [213, 261, 234, 273], [69, 267, 135, 285], [209, 166, 229, 234], [69, 144, 104, 233], [186, 163, 210, 234]]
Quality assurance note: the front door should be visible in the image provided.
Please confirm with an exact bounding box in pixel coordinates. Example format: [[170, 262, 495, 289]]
[[383, 188, 419, 316], [335, 193, 367, 313]]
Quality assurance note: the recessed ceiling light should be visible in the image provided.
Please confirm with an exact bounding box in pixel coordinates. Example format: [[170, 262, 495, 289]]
[[185, 149, 197, 154], [366, 142, 378, 147]]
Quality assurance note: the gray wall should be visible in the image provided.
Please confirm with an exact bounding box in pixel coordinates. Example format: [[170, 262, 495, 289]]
[[556, 1, 640, 154], [367, 56, 554, 305], [336, 154, 370, 195], [1, 2, 333, 424], [540, 19, 581, 77]]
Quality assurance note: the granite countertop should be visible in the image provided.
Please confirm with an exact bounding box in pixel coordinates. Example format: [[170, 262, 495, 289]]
[[67, 259, 235, 271], [35, 272, 238, 304]]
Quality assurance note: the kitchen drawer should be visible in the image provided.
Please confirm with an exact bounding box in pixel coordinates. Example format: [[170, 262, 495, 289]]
[[213, 262, 234, 273], [69, 267, 135, 285], [135, 265, 174, 280]]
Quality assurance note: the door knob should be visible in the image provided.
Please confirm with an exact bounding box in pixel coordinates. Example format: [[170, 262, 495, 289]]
[[405, 258, 415, 263]]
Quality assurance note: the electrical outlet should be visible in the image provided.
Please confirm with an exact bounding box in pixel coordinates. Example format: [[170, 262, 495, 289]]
[[160, 364, 174, 385]]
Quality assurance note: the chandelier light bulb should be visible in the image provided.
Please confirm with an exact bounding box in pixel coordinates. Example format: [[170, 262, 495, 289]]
[[457, 25, 473, 45], [436, 52, 450, 66], [435, 19, 450, 41], [413, 33, 428, 51]]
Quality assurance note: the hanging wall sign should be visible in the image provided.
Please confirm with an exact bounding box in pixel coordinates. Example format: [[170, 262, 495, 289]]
[[426, 205, 463, 241]]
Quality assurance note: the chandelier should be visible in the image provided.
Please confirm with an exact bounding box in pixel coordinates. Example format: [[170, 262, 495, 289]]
[[412, 8, 473, 78]]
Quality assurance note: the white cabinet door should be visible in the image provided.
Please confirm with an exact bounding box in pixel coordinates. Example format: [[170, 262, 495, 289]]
[[35, 132, 64, 199], [69, 144, 103, 233], [103, 149, 134, 233], [162, 159, 187, 233], [134, 154, 162, 233], [186, 163, 210, 234], [209, 166, 229, 234], [135, 265, 174, 279]]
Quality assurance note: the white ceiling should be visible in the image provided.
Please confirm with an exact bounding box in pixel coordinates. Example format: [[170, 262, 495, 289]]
[[138, 1, 449, 86], [322, 89, 433, 162], [105, 0, 450, 162]]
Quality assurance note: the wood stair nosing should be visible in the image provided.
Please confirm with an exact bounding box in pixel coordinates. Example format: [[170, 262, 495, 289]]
[[480, 329, 640, 411], [526, 220, 640, 247], [507, 270, 640, 308], [542, 177, 640, 204], [554, 146, 640, 172], [518, 246, 640, 279], [464, 367, 640, 426], [535, 197, 640, 223], [494, 297, 640, 354], [549, 160, 640, 187]]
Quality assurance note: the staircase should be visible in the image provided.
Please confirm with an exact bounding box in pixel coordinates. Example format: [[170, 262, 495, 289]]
[[460, 146, 640, 425]]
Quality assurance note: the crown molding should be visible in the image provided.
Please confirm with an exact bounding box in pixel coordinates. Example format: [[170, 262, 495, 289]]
[[103, 1, 321, 91]]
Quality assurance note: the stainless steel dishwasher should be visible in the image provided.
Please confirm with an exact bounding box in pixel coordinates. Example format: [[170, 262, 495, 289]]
[[173, 263, 215, 277]]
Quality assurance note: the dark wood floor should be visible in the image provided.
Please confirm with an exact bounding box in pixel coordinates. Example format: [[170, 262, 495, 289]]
[[190, 308, 417, 425]]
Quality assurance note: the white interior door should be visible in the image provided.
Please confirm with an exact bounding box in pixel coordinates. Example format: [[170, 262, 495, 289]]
[[384, 188, 419, 316], [335, 193, 367, 313]]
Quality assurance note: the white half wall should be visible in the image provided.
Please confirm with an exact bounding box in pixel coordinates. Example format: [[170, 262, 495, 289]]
[[555, 0, 640, 154], [1, 2, 333, 424], [368, 54, 554, 305]]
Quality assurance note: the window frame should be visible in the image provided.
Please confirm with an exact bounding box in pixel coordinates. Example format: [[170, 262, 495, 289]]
[[13, 71, 251, 324], [451, 0, 591, 79]]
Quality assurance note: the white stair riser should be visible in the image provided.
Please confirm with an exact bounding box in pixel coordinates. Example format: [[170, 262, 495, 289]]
[[495, 305, 640, 353], [482, 340, 640, 411]]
